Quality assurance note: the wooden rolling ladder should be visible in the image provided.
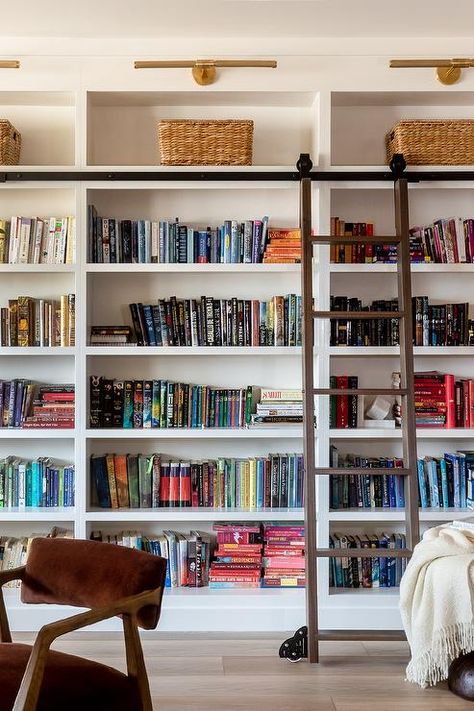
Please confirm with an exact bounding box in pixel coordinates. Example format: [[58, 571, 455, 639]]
[[280, 156, 420, 663]]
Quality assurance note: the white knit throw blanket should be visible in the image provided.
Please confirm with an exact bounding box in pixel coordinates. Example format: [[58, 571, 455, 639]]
[[399, 523, 474, 687]]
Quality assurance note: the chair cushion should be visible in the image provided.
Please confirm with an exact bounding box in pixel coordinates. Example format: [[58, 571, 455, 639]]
[[0, 642, 140, 711]]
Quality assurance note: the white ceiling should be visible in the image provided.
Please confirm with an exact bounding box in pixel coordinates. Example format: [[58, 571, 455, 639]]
[[5, 0, 474, 38]]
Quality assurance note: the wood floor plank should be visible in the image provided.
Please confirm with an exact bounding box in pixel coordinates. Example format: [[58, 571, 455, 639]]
[[150, 695, 337, 711]]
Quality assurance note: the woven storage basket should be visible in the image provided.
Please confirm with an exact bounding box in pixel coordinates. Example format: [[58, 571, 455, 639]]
[[386, 120, 474, 165], [158, 119, 253, 166], [0, 120, 21, 165]]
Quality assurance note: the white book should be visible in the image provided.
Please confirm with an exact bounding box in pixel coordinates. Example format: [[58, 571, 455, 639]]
[[32, 218, 44, 264], [18, 463, 26, 508], [45, 217, 56, 264], [151, 221, 159, 262], [456, 217, 467, 263], [17, 218, 32, 263], [8, 216, 19, 263], [57, 217, 68, 264], [145, 220, 152, 263]]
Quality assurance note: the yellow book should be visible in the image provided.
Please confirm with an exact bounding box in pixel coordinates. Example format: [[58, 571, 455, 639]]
[[60, 294, 69, 347], [249, 458, 257, 508]]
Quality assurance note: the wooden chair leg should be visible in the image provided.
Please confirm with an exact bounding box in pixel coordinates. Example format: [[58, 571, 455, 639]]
[[123, 614, 153, 711]]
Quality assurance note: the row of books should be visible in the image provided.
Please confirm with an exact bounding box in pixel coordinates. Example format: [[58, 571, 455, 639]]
[[329, 446, 474, 509], [91, 452, 304, 510], [90, 377, 255, 429], [0, 382, 75, 429], [410, 218, 474, 264], [0, 457, 75, 508], [0, 528, 72, 588], [91, 528, 213, 588], [0, 216, 75, 265], [210, 523, 263, 588], [330, 296, 472, 347], [414, 371, 474, 428], [329, 376, 359, 429], [0, 294, 75, 347], [329, 532, 408, 588], [329, 217, 474, 265], [127, 295, 302, 347], [88, 207, 295, 265]]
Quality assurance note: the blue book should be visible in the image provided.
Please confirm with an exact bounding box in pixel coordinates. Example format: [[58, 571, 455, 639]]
[[142, 305, 156, 346], [31, 460, 41, 507], [223, 220, 232, 263], [137, 220, 146, 263], [427, 458, 439, 508], [256, 458, 264, 508], [417, 458, 428, 508], [458, 453, 467, 507], [143, 381, 152, 428], [445, 452, 461, 507]]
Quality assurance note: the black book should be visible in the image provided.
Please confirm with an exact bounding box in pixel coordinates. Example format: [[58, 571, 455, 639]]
[[112, 380, 124, 427], [129, 303, 144, 345], [102, 379, 114, 427], [348, 376, 358, 428], [121, 220, 132, 262], [213, 300, 222, 346], [89, 376, 102, 428]]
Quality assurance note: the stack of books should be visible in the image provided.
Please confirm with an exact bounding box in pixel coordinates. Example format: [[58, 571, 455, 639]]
[[329, 532, 407, 588], [128, 294, 302, 347], [0, 216, 75, 265], [22, 384, 75, 430], [250, 388, 303, 426], [415, 371, 454, 428], [0, 457, 75, 508], [262, 523, 305, 587], [262, 228, 301, 264], [89, 326, 134, 346], [90, 452, 304, 510], [209, 523, 263, 588], [1, 294, 75, 347], [90, 377, 256, 429]]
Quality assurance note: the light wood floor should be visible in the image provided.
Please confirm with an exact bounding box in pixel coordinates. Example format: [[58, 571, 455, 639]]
[[15, 632, 474, 710]]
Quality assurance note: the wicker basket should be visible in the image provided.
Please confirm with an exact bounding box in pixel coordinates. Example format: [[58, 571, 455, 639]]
[[0, 120, 21, 165], [158, 119, 253, 166], [386, 120, 474, 165]]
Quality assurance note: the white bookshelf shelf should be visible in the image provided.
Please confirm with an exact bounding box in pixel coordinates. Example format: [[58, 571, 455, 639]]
[[0, 347, 77, 356], [329, 508, 474, 522], [0, 429, 75, 439], [0, 264, 75, 273], [329, 346, 474, 356], [85, 428, 303, 439], [0, 507, 75, 522], [330, 263, 474, 273], [330, 428, 474, 439], [86, 263, 301, 273], [86, 346, 302, 356], [86, 507, 304, 522]]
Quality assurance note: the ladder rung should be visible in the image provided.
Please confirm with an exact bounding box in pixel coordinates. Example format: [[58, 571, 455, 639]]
[[317, 548, 411, 559], [310, 235, 402, 245], [317, 630, 406, 642], [314, 467, 412, 476], [312, 388, 408, 396], [313, 310, 404, 320]]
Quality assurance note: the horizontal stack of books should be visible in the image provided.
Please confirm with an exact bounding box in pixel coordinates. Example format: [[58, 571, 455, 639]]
[[415, 371, 454, 428], [329, 532, 407, 588], [410, 218, 474, 263], [0, 381, 75, 429], [209, 524, 263, 589], [262, 523, 305, 588], [89, 377, 256, 429], [23, 384, 75, 430], [0, 216, 75, 265], [0, 457, 74, 508], [88, 206, 279, 264], [1, 294, 75, 347], [329, 376, 358, 428], [91, 452, 304, 510], [89, 326, 134, 346], [250, 388, 303, 426], [91, 529, 213, 588], [128, 294, 302, 347], [262, 228, 301, 264]]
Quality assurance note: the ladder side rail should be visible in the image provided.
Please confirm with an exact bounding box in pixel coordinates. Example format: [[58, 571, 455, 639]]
[[300, 176, 319, 663], [394, 178, 420, 550]]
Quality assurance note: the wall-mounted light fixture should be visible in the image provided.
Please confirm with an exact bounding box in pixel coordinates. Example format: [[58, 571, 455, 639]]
[[134, 59, 277, 86], [390, 58, 474, 85], [0, 61, 20, 69]]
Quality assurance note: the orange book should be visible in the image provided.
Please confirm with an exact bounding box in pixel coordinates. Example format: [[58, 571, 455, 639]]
[[114, 454, 130, 508]]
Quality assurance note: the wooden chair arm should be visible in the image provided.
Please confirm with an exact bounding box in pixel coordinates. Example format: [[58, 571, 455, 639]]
[[0, 566, 26, 586], [13, 587, 162, 711], [0, 567, 25, 643]]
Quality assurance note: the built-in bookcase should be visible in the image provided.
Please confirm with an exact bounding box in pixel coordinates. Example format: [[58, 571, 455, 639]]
[[2, 75, 474, 632]]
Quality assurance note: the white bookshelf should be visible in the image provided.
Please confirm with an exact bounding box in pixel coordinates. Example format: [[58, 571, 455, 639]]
[[1, 67, 474, 634]]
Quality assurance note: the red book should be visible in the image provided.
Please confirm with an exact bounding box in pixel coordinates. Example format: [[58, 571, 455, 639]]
[[41, 392, 75, 402], [469, 380, 474, 427], [445, 373, 455, 428], [336, 376, 349, 428]]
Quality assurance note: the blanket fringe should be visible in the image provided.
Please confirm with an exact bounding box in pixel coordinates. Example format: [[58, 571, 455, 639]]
[[406, 621, 474, 688]]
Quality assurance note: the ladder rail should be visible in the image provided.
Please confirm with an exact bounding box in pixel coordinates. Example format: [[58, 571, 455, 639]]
[[300, 176, 319, 663]]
